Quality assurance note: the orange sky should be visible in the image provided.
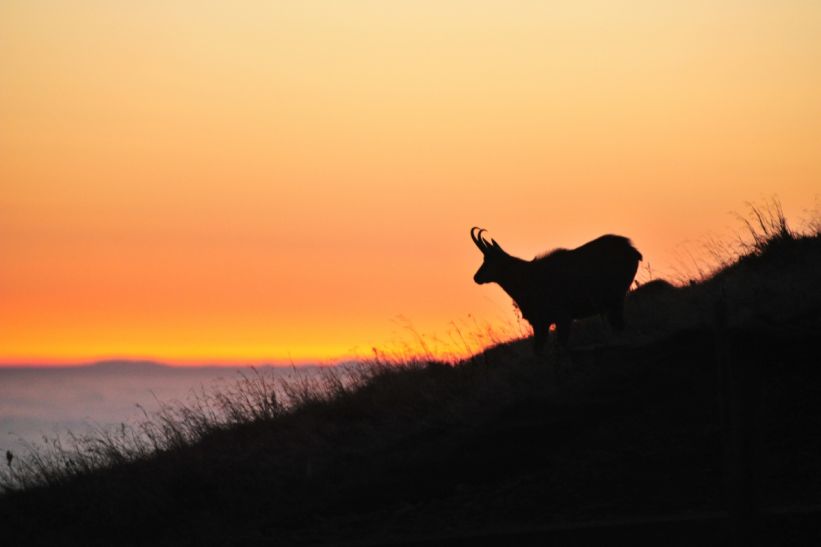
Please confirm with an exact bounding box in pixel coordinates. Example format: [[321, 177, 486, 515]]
[[2, 1, 819, 365]]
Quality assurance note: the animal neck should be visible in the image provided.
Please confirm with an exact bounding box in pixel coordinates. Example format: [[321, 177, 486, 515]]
[[493, 256, 531, 305]]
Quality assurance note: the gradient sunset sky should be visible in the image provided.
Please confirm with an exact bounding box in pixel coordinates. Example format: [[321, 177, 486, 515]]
[[2, 1, 819, 365]]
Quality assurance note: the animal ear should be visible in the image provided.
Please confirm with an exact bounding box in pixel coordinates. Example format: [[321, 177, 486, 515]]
[[491, 239, 505, 254]]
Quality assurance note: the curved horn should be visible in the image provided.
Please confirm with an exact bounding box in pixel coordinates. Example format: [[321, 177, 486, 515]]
[[471, 227, 488, 252]]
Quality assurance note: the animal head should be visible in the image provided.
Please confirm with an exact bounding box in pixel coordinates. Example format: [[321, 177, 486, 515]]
[[470, 227, 508, 284]]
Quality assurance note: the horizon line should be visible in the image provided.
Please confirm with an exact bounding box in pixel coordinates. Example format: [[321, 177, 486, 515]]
[[0, 356, 356, 368]]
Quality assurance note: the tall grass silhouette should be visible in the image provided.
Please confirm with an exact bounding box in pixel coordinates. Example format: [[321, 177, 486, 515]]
[[2, 198, 818, 499]]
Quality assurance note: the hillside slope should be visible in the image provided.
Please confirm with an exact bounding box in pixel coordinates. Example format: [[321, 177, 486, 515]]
[[2, 233, 820, 546]]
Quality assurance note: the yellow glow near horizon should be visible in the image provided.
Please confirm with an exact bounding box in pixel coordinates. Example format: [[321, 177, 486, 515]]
[[2, 1, 820, 364]]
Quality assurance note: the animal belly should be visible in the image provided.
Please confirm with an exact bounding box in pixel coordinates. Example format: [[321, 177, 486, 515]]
[[562, 293, 606, 319]]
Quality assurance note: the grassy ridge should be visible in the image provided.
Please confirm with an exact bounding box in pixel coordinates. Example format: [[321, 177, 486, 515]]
[[2, 211, 820, 546]]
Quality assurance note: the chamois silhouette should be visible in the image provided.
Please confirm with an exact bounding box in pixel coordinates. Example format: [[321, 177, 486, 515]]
[[470, 227, 642, 354]]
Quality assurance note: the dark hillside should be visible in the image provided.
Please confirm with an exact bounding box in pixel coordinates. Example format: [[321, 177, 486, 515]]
[[2, 233, 820, 546]]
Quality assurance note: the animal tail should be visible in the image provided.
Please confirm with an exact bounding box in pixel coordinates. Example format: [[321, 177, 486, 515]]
[[628, 241, 643, 262]]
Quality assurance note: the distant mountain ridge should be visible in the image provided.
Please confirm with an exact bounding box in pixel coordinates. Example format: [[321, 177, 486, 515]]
[[0, 360, 172, 372], [85, 360, 170, 372], [0, 361, 325, 371]]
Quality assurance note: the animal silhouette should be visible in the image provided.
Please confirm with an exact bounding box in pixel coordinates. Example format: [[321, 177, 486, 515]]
[[470, 227, 642, 353]]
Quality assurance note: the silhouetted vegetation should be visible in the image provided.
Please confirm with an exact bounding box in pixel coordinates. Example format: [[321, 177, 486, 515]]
[[2, 204, 820, 545]]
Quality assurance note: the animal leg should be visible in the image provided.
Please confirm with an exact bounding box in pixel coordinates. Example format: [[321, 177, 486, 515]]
[[606, 302, 626, 332], [555, 319, 572, 348], [533, 325, 549, 355], [552, 319, 573, 382]]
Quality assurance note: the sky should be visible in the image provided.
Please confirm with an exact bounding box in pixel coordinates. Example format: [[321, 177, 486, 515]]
[[2, 1, 819, 365]]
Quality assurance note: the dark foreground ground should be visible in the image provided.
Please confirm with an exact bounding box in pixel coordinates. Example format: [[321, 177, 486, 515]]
[[2, 233, 820, 546]]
